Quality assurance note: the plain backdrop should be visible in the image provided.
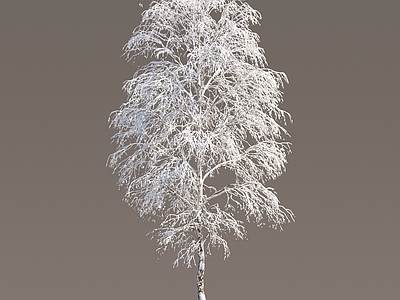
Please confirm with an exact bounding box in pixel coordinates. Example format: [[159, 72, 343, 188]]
[[1, 0, 399, 299]]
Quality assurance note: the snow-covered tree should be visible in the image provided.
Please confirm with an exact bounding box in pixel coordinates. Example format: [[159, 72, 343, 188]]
[[108, 0, 294, 299]]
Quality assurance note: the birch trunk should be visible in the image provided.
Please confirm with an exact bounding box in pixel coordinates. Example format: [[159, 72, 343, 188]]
[[197, 227, 206, 300], [196, 154, 206, 300]]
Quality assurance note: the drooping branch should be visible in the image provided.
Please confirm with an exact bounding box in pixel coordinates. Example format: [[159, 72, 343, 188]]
[[109, 0, 294, 270]]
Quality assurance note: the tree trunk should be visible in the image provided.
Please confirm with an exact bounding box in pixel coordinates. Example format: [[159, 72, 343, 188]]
[[197, 227, 206, 300]]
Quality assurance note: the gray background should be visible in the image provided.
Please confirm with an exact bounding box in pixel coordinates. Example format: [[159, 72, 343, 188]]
[[1, 0, 399, 299]]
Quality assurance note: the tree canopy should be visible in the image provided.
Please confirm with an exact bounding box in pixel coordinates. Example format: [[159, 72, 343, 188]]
[[108, 0, 294, 268]]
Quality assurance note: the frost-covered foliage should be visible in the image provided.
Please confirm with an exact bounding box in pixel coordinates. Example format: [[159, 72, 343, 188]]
[[108, 0, 294, 268]]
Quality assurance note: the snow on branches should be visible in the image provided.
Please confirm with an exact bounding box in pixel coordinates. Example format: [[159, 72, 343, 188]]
[[108, 0, 294, 267]]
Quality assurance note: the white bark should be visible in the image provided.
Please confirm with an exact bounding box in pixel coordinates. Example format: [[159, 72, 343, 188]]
[[197, 228, 206, 300], [198, 292, 206, 300]]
